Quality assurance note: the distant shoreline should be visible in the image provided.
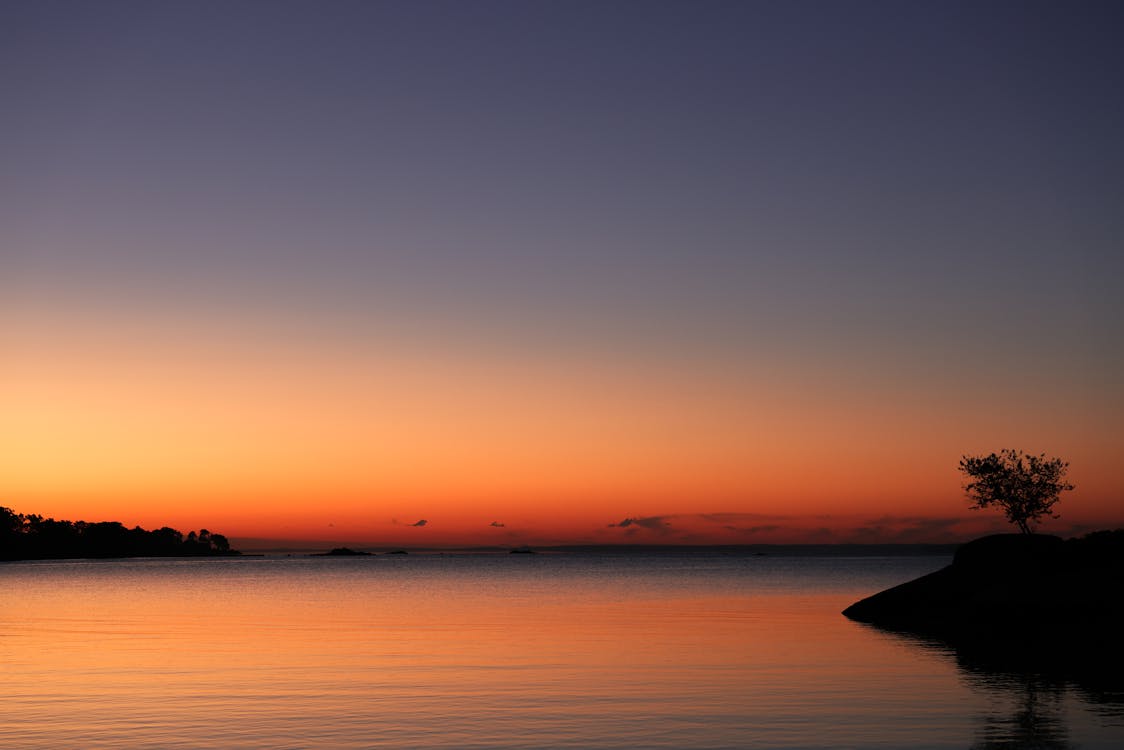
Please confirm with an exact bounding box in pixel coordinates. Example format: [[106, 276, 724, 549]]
[[1, 506, 241, 562], [226, 542, 961, 557]]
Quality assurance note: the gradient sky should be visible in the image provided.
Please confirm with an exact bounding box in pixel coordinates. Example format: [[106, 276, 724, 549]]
[[2, 0, 1122, 546]]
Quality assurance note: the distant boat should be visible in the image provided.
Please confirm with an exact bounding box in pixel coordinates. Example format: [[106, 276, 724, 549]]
[[509, 546, 536, 554]]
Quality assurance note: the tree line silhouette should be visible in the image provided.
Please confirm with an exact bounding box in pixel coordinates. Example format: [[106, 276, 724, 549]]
[[1, 506, 239, 561]]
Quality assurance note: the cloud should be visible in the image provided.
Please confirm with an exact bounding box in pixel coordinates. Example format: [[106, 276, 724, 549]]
[[411, 519, 428, 527], [719, 523, 782, 535], [702, 513, 790, 537], [607, 516, 672, 533], [595, 511, 1014, 544], [490, 521, 505, 527], [843, 516, 974, 544], [699, 512, 791, 524]]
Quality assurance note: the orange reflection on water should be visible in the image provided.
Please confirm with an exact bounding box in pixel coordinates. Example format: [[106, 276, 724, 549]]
[[2, 556, 973, 749]]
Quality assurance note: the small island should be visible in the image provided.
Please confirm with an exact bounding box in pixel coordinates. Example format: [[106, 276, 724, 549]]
[[314, 547, 373, 556], [1, 505, 240, 560]]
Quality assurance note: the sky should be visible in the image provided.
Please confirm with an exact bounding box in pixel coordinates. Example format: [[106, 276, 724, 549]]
[[2, 0, 1122, 547]]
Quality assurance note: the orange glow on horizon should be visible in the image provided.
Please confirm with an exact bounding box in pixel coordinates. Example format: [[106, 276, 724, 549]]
[[2, 310, 1121, 547]]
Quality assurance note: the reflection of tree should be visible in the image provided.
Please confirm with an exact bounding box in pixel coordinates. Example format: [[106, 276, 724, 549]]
[[967, 671, 1070, 750], [846, 529, 1124, 745], [864, 626, 1124, 749]]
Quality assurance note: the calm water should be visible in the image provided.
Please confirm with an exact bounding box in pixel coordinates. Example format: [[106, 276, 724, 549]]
[[1, 553, 1121, 749]]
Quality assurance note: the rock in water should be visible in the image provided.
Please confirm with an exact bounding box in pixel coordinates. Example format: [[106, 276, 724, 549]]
[[843, 532, 1124, 676]]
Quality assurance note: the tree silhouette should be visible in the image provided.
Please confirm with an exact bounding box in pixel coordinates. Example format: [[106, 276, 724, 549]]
[[959, 450, 1074, 534], [209, 533, 230, 552], [0, 505, 240, 560]]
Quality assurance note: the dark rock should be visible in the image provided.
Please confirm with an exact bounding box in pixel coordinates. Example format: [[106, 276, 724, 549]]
[[952, 532, 1064, 572], [843, 532, 1124, 676], [316, 547, 372, 556]]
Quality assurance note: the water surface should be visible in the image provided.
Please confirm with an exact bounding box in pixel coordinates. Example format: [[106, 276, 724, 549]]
[[1, 553, 1120, 748]]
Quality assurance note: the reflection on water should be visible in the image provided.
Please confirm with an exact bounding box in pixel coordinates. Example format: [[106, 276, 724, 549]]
[[1, 553, 1121, 749], [964, 653, 1124, 750], [868, 627, 1124, 750], [969, 671, 1071, 750]]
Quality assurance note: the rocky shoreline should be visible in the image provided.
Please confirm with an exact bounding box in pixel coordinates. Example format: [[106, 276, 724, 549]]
[[843, 531, 1124, 685]]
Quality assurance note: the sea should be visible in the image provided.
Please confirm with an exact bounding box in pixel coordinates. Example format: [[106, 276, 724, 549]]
[[1, 551, 1120, 749]]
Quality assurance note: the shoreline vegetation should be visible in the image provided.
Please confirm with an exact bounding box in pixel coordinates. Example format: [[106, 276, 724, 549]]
[[1, 506, 240, 560]]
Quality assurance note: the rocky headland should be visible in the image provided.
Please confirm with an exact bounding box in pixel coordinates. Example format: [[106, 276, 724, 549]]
[[844, 530, 1124, 685]]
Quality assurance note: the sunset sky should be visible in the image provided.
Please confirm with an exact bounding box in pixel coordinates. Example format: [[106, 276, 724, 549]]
[[2, 1, 1122, 547]]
